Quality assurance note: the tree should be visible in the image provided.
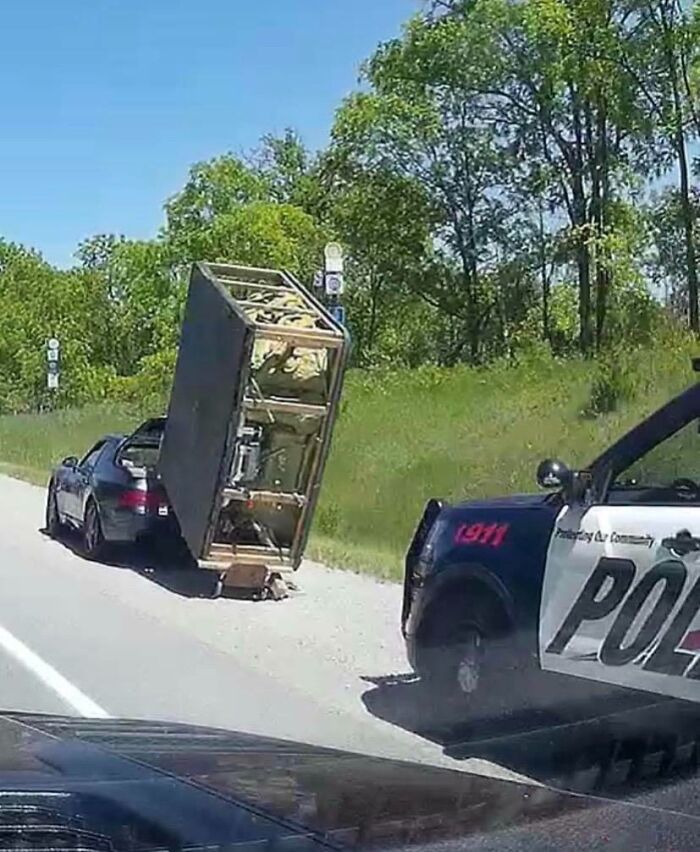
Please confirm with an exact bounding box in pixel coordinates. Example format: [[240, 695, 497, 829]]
[[326, 165, 438, 364], [330, 11, 534, 364], [618, 0, 700, 332], [647, 187, 700, 316], [164, 149, 326, 282], [0, 240, 118, 412], [165, 154, 268, 246], [252, 129, 324, 216]]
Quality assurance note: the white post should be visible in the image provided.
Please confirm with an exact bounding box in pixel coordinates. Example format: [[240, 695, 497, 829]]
[[46, 338, 60, 391], [323, 242, 346, 326]]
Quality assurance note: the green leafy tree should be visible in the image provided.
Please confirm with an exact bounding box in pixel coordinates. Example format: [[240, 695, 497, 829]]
[[325, 163, 437, 364], [252, 129, 324, 216], [330, 11, 531, 364], [165, 155, 268, 252], [618, 0, 700, 331]]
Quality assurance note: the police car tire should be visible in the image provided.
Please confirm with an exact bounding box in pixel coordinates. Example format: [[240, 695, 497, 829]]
[[419, 594, 507, 706]]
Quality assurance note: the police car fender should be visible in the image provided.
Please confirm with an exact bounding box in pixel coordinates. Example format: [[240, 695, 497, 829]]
[[539, 502, 700, 703]]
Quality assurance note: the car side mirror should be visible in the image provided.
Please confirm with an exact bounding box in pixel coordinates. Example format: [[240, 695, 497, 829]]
[[536, 459, 593, 503], [62, 455, 79, 469], [536, 458, 572, 490]]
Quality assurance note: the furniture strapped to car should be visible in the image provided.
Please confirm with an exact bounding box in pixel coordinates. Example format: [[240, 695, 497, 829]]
[[158, 262, 350, 599]]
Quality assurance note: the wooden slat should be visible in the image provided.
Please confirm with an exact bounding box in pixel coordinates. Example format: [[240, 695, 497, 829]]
[[208, 263, 288, 283], [235, 543, 290, 555], [243, 397, 328, 417], [256, 323, 343, 348], [209, 542, 290, 556], [236, 299, 323, 319], [208, 542, 233, 558], [222, 488, 307, 507], [236, 550, 291, 566], [217, 278, 291, 294], [204, 544, 292, 569]]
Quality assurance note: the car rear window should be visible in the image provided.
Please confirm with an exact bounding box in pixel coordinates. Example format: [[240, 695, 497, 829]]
[[119, 442, 160, 471]]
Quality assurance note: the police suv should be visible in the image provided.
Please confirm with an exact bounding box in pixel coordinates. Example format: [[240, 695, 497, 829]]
[[402, 360, 700, 712]]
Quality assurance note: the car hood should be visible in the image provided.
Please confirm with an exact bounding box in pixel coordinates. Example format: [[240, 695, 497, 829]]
[[1, 712, 699, 850], [451, 491, 555, 511]]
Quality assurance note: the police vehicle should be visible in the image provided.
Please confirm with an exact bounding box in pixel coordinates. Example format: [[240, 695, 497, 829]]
[[402, 359, 700, 711]]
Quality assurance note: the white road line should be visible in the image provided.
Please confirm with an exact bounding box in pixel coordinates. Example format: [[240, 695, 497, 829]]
[[0, 623, 109, 718]]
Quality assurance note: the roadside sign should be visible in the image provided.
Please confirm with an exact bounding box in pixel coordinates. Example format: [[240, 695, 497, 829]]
[[329, 304, 346, 326], [313, 270, 323, 289], [324, 242, 344, 274], [47, 348, 59, 362], [47, 338, 60, 351], [47, 373, 59, 390], [47, 361, 59, 375], [324, 271, 344, 295]]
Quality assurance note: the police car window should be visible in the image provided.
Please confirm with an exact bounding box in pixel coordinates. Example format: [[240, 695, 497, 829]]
[[608, 418, 699, 503]]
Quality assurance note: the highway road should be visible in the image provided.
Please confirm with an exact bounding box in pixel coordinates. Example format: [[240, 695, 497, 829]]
[[4, 471, 700, 814], [0, 473, 522, 781]]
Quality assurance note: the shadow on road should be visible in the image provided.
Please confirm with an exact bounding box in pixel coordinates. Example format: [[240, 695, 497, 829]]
[[360, 670, 700, 804], [39, 526, 221, 598], [360, 671, 573, 752]]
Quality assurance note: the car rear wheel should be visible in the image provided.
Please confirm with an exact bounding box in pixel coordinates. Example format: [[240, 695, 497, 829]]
[[45, 482, 62, 538], [83, 500, 106, 560]]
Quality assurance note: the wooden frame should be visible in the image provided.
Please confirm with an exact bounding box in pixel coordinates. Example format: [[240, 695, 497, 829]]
[[162, 262, 350, 589]]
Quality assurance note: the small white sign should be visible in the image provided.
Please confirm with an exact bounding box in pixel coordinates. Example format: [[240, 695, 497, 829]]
[[324, 242, 344, 274], [47, 338, 60, 351], [47, 373, 59, 390], [313, 270, 323, 289], [47, 348, 59, 362], [324, 271, 344, 295]]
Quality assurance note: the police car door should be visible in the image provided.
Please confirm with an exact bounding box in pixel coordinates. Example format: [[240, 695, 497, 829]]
[[540, 389, 700, 704]]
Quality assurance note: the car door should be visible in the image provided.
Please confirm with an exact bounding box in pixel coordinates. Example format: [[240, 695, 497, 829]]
[[539, 389, 700, 705], [65, 441, 105, 521]]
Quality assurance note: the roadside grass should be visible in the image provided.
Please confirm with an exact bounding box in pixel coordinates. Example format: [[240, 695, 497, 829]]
[[0, 403, 160, 487], [309, 346, 695, 578], [0, 344, 694, 581]]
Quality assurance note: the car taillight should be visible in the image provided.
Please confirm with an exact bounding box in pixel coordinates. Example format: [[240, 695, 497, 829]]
[[118, 489, 165, 514]]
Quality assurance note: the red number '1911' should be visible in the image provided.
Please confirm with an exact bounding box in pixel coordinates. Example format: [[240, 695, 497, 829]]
[[454, 521, 510, 548]]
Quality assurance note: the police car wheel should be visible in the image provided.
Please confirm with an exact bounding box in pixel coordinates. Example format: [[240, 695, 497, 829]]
[[455, 630, 483, 695], [422, 624, 486, 700], [418, 595, 508, 706]]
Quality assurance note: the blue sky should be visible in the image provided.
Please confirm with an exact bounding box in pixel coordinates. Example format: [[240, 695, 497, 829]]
[[0, 1, 418, 267]]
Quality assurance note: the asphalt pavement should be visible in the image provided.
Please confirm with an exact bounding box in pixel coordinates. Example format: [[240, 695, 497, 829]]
[[3, 472, 700, 814], [0, 474, 524, 782]]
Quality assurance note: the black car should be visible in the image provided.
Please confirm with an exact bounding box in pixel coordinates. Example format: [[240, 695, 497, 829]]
[[45, 417, 173, 559]]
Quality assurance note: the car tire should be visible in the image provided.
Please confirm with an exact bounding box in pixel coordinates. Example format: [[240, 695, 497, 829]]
[[45, 481, 62, 538], [82, 499, 106, 561], [418, 594, 512, 715]]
